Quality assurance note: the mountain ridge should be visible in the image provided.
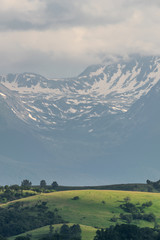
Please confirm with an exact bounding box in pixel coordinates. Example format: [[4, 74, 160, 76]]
[[0, 55, 160, 185]]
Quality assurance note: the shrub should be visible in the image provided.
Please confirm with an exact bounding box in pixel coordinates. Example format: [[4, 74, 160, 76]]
[[119, 213, 133, 223], [72, 196, 79, 200], [110, 216, 117, 222], [143, 213, 156, 222]]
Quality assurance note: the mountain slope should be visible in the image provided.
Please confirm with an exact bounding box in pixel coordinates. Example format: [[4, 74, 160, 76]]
[[0, 92, 53, 184], [0, 55, 160, 185], [1, 55, 160, 131]]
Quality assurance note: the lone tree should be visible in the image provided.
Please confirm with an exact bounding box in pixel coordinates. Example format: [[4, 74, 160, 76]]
[[51, 181, 58, 189], [21, 179, 32, 189], [40, 180, 47, 188]]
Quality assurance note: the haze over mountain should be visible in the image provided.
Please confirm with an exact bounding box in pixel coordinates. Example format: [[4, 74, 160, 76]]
[[0, 55, 160, 185]]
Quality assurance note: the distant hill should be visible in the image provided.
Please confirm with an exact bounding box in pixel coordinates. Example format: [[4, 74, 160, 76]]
[[54, 183, 149, 192]]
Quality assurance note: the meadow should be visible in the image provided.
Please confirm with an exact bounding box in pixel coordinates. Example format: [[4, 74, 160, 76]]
[[6, 189, 160, 240]]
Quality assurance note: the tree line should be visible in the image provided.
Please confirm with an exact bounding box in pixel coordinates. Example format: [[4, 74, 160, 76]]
[[21, 179, 59, 189], [0, 180, 59, 203]]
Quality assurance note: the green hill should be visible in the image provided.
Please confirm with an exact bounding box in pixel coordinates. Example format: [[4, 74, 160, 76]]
[[9, 224, 97, 240], [4, 190, 160, 240]]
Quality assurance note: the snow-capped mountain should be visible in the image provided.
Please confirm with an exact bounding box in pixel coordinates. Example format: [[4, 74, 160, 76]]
[[1, 55, 160, 131], [0, 55, 160, 185]]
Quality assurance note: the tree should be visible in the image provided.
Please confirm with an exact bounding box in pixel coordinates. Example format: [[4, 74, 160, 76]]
[[10, 185, 20, 191], [40, 180, 47, 188], [146, 179, 151, 185], [0, 186, 4, 192], [51, 181, 58, 189], [4, 185, 9, 191], [70, 224, 81, 240], [21, 179, 32, 189], [49, 224, 54, 239], [53, 231, 60, 240], [0, 235, 7, 240], [94, 224, 142, 240], [60, 224, 70, 240]]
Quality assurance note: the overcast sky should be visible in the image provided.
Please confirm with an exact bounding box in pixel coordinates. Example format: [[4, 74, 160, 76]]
[[1, 0, 160, 78]]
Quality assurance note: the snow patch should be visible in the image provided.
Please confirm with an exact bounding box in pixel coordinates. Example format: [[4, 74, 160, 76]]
[[29, 105, 43, 113], [68, 108, 77, 113], [88, 129, 93, 133], [89, 66, 105, 77], [28, 113, 37, 121], [0, 92, 6, 99]]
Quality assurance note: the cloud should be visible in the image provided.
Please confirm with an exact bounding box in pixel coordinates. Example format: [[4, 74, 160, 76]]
[[1, 0, 160, 77], [1, 0, 160, 31], [0, 0, 41, 11]]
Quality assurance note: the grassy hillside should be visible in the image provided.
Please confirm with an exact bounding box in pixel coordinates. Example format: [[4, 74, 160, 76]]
[[4, 190, 160, 239], [9, 224, 97, 240]]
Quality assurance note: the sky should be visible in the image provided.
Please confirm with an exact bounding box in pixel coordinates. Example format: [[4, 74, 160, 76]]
[[1, 0, 160, 78]]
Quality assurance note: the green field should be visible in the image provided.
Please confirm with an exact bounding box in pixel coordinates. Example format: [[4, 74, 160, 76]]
[[9, 224, 97, 240], [6, 190, 160, 240]]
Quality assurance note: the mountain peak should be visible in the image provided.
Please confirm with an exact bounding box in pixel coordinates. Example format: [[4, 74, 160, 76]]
[[1, 55, 160, 184]]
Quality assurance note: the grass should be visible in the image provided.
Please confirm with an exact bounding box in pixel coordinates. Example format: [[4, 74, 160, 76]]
[[5, 190, 160, 239], [9, 224, 97, 240]]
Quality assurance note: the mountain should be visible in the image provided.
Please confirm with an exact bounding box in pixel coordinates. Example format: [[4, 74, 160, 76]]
[[0, 55, 160, 185]]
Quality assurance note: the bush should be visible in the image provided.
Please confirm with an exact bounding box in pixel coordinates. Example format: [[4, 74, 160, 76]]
[[142, 201, 153, 208], [124, 197, 131, 203], [119, 213, 133, 223], [110, 216, 117, 222], [120, 212, 156, 223], [72, 196, 79, 200], [120, 202, 138, 213], [143, 213, 156, 222]]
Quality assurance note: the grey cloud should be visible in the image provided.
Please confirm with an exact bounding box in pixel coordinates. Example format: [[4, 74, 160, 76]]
[[1, 0, 160, 78], [0, 19, 34, 31], [40, 0, 133, 28], [0, 19, 53, 31], [39, 0, 160, 28], [2, 0, 160, 31]]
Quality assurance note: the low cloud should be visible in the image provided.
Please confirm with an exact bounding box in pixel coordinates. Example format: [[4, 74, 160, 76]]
[[0, 0, 160, 77]]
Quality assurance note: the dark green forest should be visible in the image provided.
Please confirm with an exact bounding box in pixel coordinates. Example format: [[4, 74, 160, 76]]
[[94, 224, 160, 240]]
